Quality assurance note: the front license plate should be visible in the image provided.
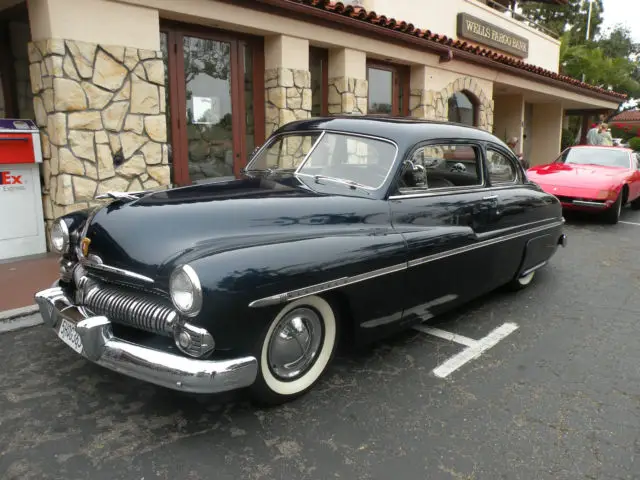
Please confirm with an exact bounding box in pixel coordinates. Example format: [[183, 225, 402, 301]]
[[57, 318, 84, 354]]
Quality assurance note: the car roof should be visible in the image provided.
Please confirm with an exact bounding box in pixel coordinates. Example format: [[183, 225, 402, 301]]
[[274, 115, 508, 148]]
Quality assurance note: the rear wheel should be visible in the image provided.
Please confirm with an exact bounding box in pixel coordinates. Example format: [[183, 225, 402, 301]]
[[507, 270, 536, 291], [249, 295, 338, 406], [603, 192, 623, 224], [631, 195, 640, 210]]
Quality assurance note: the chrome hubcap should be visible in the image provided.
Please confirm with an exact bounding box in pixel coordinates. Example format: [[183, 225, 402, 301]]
[[268, 307, 323, 380]]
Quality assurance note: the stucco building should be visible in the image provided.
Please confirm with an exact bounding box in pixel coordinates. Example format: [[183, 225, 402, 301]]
[[0, 0, 626, 251]]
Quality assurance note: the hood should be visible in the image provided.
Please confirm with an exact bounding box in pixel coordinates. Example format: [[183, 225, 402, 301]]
[[527, 162, 627, 188], [81, 175, 388, 281]]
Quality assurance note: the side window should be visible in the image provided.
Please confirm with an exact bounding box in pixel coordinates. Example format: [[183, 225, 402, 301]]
[[396, 143, 483, 193], [486, 148, 519, 184], [634, 153, 640, 170]]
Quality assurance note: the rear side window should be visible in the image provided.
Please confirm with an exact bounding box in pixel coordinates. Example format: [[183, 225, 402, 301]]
[[396, 143, 483, 193], [486, 148, 519, 184]]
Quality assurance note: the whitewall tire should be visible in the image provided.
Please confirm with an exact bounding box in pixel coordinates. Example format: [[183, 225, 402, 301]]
[[507, 270, 536, 291], [250, 295, 338, 405]]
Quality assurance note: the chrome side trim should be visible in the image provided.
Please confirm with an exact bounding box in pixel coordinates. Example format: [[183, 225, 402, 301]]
[[248, 263, 407, 308], [249, 219, 565, 308], [35, 287, 257, 394], [80, 259, 155, 284], [475, 218, 556, 240], [408, 220, 564, 268]]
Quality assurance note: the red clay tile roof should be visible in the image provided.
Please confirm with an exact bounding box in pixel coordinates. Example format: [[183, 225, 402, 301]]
[[610, 109, 640, 122], [282, 0, 626, 101]]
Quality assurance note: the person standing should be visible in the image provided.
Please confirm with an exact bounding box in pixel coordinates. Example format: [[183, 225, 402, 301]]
[[599, 123, 613, 146], [586, 123, 600, 145], [507, 136, 529, 169]]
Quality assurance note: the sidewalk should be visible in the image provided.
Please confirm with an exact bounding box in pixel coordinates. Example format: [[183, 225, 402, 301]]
[[0, 253, 59, 319]]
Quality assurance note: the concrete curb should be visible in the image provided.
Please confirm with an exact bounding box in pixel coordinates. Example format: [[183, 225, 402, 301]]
[[0, 304, 39, 321], [0, 315, 43, 333], [0, 305, 43, 333]]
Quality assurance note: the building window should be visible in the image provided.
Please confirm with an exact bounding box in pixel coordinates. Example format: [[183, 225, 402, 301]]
[[366, 61, 409, 116], [448, 91, 477, 126], [309, 47, 328, 116]]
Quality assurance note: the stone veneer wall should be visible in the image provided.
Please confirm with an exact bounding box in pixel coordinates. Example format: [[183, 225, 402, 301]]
[[265, 67, 312, 136], [328, 77, 367, 115], [27, 38, 170, 234], [410, 76, 494, 132]]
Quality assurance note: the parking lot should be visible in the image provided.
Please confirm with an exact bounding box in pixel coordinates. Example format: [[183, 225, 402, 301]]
[[2, 208, 640, 480]]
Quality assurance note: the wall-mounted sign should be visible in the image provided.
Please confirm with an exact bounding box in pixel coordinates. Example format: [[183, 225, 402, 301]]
[[457, 13, 529, 59]]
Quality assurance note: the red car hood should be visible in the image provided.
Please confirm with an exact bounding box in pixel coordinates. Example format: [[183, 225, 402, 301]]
[[527, 163, 627, 189]]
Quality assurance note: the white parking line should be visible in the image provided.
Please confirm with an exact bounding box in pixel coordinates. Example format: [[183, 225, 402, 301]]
[[619, 221, 640, 227], [415, 322, 519, 378], [413, 325, 477, 347]]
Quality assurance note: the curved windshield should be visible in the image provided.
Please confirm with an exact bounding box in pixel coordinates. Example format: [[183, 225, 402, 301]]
[[556, 147, 631, 168], [246, 131, 398, 189]]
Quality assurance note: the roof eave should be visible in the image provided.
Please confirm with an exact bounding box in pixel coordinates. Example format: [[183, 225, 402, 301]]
[[242, 0, 625, 104]]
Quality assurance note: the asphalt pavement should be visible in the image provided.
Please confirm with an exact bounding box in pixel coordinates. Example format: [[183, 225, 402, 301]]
[[2, 208, 640, 480]]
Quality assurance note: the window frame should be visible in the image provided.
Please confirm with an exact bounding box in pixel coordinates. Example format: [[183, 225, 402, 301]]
[[366, 60, 410, 117], [390, 139, 487, 198], [485, 144, 523, 186], [309, 46, 329, 116], [159, 20, 266, 186]]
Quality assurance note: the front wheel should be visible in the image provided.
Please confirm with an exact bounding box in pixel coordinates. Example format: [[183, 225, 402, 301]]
[[249, 295, 338, 406], [603, 193, 622, 224]]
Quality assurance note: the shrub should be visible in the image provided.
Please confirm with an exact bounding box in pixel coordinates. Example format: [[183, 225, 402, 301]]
[[628, 137, 640, 151]]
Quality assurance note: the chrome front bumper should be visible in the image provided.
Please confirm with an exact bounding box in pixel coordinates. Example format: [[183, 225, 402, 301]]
[[34, 286, 258, 394]]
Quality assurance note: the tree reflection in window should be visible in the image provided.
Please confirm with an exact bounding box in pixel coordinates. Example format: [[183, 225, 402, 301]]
[[448, 91, 476, 126]]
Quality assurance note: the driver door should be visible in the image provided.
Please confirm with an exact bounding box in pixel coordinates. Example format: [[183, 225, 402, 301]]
[[388, 140, 500, 323]]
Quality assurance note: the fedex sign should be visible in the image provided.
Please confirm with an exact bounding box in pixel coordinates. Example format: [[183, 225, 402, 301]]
[[0, 171, 23, 185], [0, 171, 26, 191]]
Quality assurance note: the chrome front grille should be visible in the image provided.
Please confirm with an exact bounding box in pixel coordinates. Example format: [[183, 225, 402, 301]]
[[81, 278, 178, 337]]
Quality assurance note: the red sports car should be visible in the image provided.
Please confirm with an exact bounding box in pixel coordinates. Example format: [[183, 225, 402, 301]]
[[527, 145, 640, 224]]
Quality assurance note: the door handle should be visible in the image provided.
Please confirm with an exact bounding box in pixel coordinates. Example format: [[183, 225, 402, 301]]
[[482, 195, 498, 201]]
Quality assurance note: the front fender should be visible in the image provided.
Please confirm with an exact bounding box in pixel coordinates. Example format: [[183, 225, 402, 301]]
[[187, 230, 407, 353]]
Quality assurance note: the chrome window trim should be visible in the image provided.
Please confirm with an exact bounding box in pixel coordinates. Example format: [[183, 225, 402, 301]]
[[389, 183, 531, 200], [485, 146, 521, 186], [244, 129, 399, 191], [248, 219, 564, 308], [294, 131, 327, 174]]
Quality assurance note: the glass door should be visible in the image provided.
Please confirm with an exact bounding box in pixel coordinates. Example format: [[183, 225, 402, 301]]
[[160, 24, 264, 186], [183, 36, 234, 182]]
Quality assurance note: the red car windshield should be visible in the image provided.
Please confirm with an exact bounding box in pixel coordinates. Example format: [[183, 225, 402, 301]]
[[555, 147, 630, 168]]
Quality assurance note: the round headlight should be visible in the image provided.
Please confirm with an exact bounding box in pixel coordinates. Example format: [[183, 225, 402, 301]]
[[169, 265, 202, 317], [50, 218, 69, 254]]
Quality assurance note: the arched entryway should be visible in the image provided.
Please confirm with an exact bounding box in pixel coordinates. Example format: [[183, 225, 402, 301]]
[[448, 90, 478, 126]]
